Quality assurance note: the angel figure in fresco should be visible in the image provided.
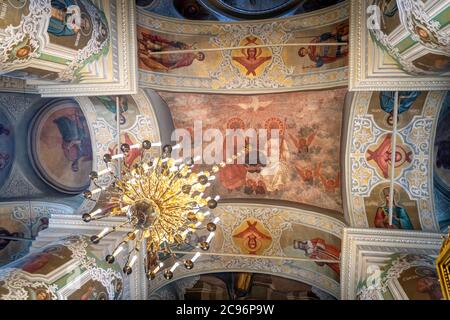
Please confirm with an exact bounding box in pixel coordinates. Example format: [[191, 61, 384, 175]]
[[138, 32, 205, 72], [48, 0, 91, 37], [374, 187, 414, 230], [232, 36, 272, 76], [298, 23, 349, 68], [295, 164, 318, 186], [366, 134, 412, 179], [293, 238, 340, 275], [289, 131, 316, 154], [53, 109, 93, 173], [316, 163, 340, 193], [379, 91, 421, 126], [0, 227, 24, 251], [97, 95, 129, 125]]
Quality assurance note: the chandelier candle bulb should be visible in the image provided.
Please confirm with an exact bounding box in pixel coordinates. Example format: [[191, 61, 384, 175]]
[[130, 143, 141, 149], [98, 168, 111, 176], [191, 252, 201, 262], [170, 262, 180, 272], [129, 255, 138, 267], [206, 232, 215, 243], [91, 188, 102, 195], [91, 209, 102, 217], [112, 245, 124, 257], [98, 227, 110, 238], [111, 153, 125, 160], [213, 217, 220, 224]]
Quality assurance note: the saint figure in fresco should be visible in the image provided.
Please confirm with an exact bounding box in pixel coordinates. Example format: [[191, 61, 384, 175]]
[[0, 227, 24, 251], [97, 96, 129, 125], [374, 187, 414, 229], [48, 0, 91, 37], [232, 37, 272, 76], [53, 109, 92, 173], [298, 23, 349, 68], [415, 268, 442, 300], [138, 33, 205, 72], [379, 91, 421, 126], [293, 238, 340, 274]]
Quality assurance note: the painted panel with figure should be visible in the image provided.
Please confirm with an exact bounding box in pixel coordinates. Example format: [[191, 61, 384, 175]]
[[0, 1, 137, 96], [29, 100, 93, 194], [364, 183, 420, 230], [280, 224, 341, 281], [138, 3, 349, 93], [349, 0, 450, 90], [357, 253, 442, 300], [0, 236, 123, 300], [0, 206, 30, 267], [92, 96, 139, 130], [161, 89, 345, 213]]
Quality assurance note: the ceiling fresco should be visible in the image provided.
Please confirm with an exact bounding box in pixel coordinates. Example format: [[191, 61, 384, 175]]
[[138, 0, 345, 21], [160, 89, 346, 213], [350, 0, 450, 90], [345, 90, 448, 232], [0, 0, 138, 96], [357, 253, 442, 300], [148, 202, 346, 298], [137, 3, 349, 93], [433, 92, 450, 231], [0, 235, 123, 300], [0, 1, 449, 302], [341, 229, 443, 300]]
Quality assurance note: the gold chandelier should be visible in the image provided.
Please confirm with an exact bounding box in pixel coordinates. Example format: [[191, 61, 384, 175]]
[[81, 140, 222, 280]]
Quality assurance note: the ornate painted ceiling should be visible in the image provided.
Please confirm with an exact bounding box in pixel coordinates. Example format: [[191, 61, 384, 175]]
[[0, 0, 449, 301], [138, 0, 345, 21]]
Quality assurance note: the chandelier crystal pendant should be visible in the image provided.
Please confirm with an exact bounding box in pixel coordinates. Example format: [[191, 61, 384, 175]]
[[81, 140, 224, 280]]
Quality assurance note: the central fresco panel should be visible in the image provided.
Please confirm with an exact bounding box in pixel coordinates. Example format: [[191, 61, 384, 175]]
[[160, 88, 346, 213]]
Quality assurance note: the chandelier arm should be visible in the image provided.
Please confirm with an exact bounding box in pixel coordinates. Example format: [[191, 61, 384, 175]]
[[156, 170, 183, 200]]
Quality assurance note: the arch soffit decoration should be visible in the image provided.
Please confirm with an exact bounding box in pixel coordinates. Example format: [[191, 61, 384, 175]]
[[136, 1, 350, 94], [74, 88, 163, 215], [148, 202, 347, 299], [343, 90, 448, 231]]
